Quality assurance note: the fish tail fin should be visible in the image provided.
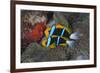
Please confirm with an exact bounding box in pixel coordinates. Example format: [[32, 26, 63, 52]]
[[66, 40, 76, 48], [66, 32, 82, 48], [70, 32, 81, 40]]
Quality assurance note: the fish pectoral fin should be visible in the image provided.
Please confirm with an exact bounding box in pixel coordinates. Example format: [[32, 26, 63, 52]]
[[41, 39, 47, 47], [41, 38, 56, 48]]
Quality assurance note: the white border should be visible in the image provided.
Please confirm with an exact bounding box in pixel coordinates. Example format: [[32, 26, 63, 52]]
[[16, 4, 94, 69]]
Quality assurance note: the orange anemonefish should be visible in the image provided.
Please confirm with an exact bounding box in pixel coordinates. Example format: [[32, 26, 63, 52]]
[[41, 24, 80, 48]]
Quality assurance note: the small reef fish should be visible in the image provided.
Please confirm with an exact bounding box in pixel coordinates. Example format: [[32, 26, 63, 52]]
[[42, 24, 80, 48]]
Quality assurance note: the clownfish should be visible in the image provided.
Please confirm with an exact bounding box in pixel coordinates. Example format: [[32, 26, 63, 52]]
[[42, 24, 80, 48]]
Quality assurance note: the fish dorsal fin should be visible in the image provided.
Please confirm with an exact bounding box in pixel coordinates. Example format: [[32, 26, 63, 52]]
[[56, 24, 64, 29], [56, 24, 72, 34]]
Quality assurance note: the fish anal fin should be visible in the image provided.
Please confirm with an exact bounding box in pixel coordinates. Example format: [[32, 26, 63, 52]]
[[59, 43, 66, 46], [49, 43, 56, 48]]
